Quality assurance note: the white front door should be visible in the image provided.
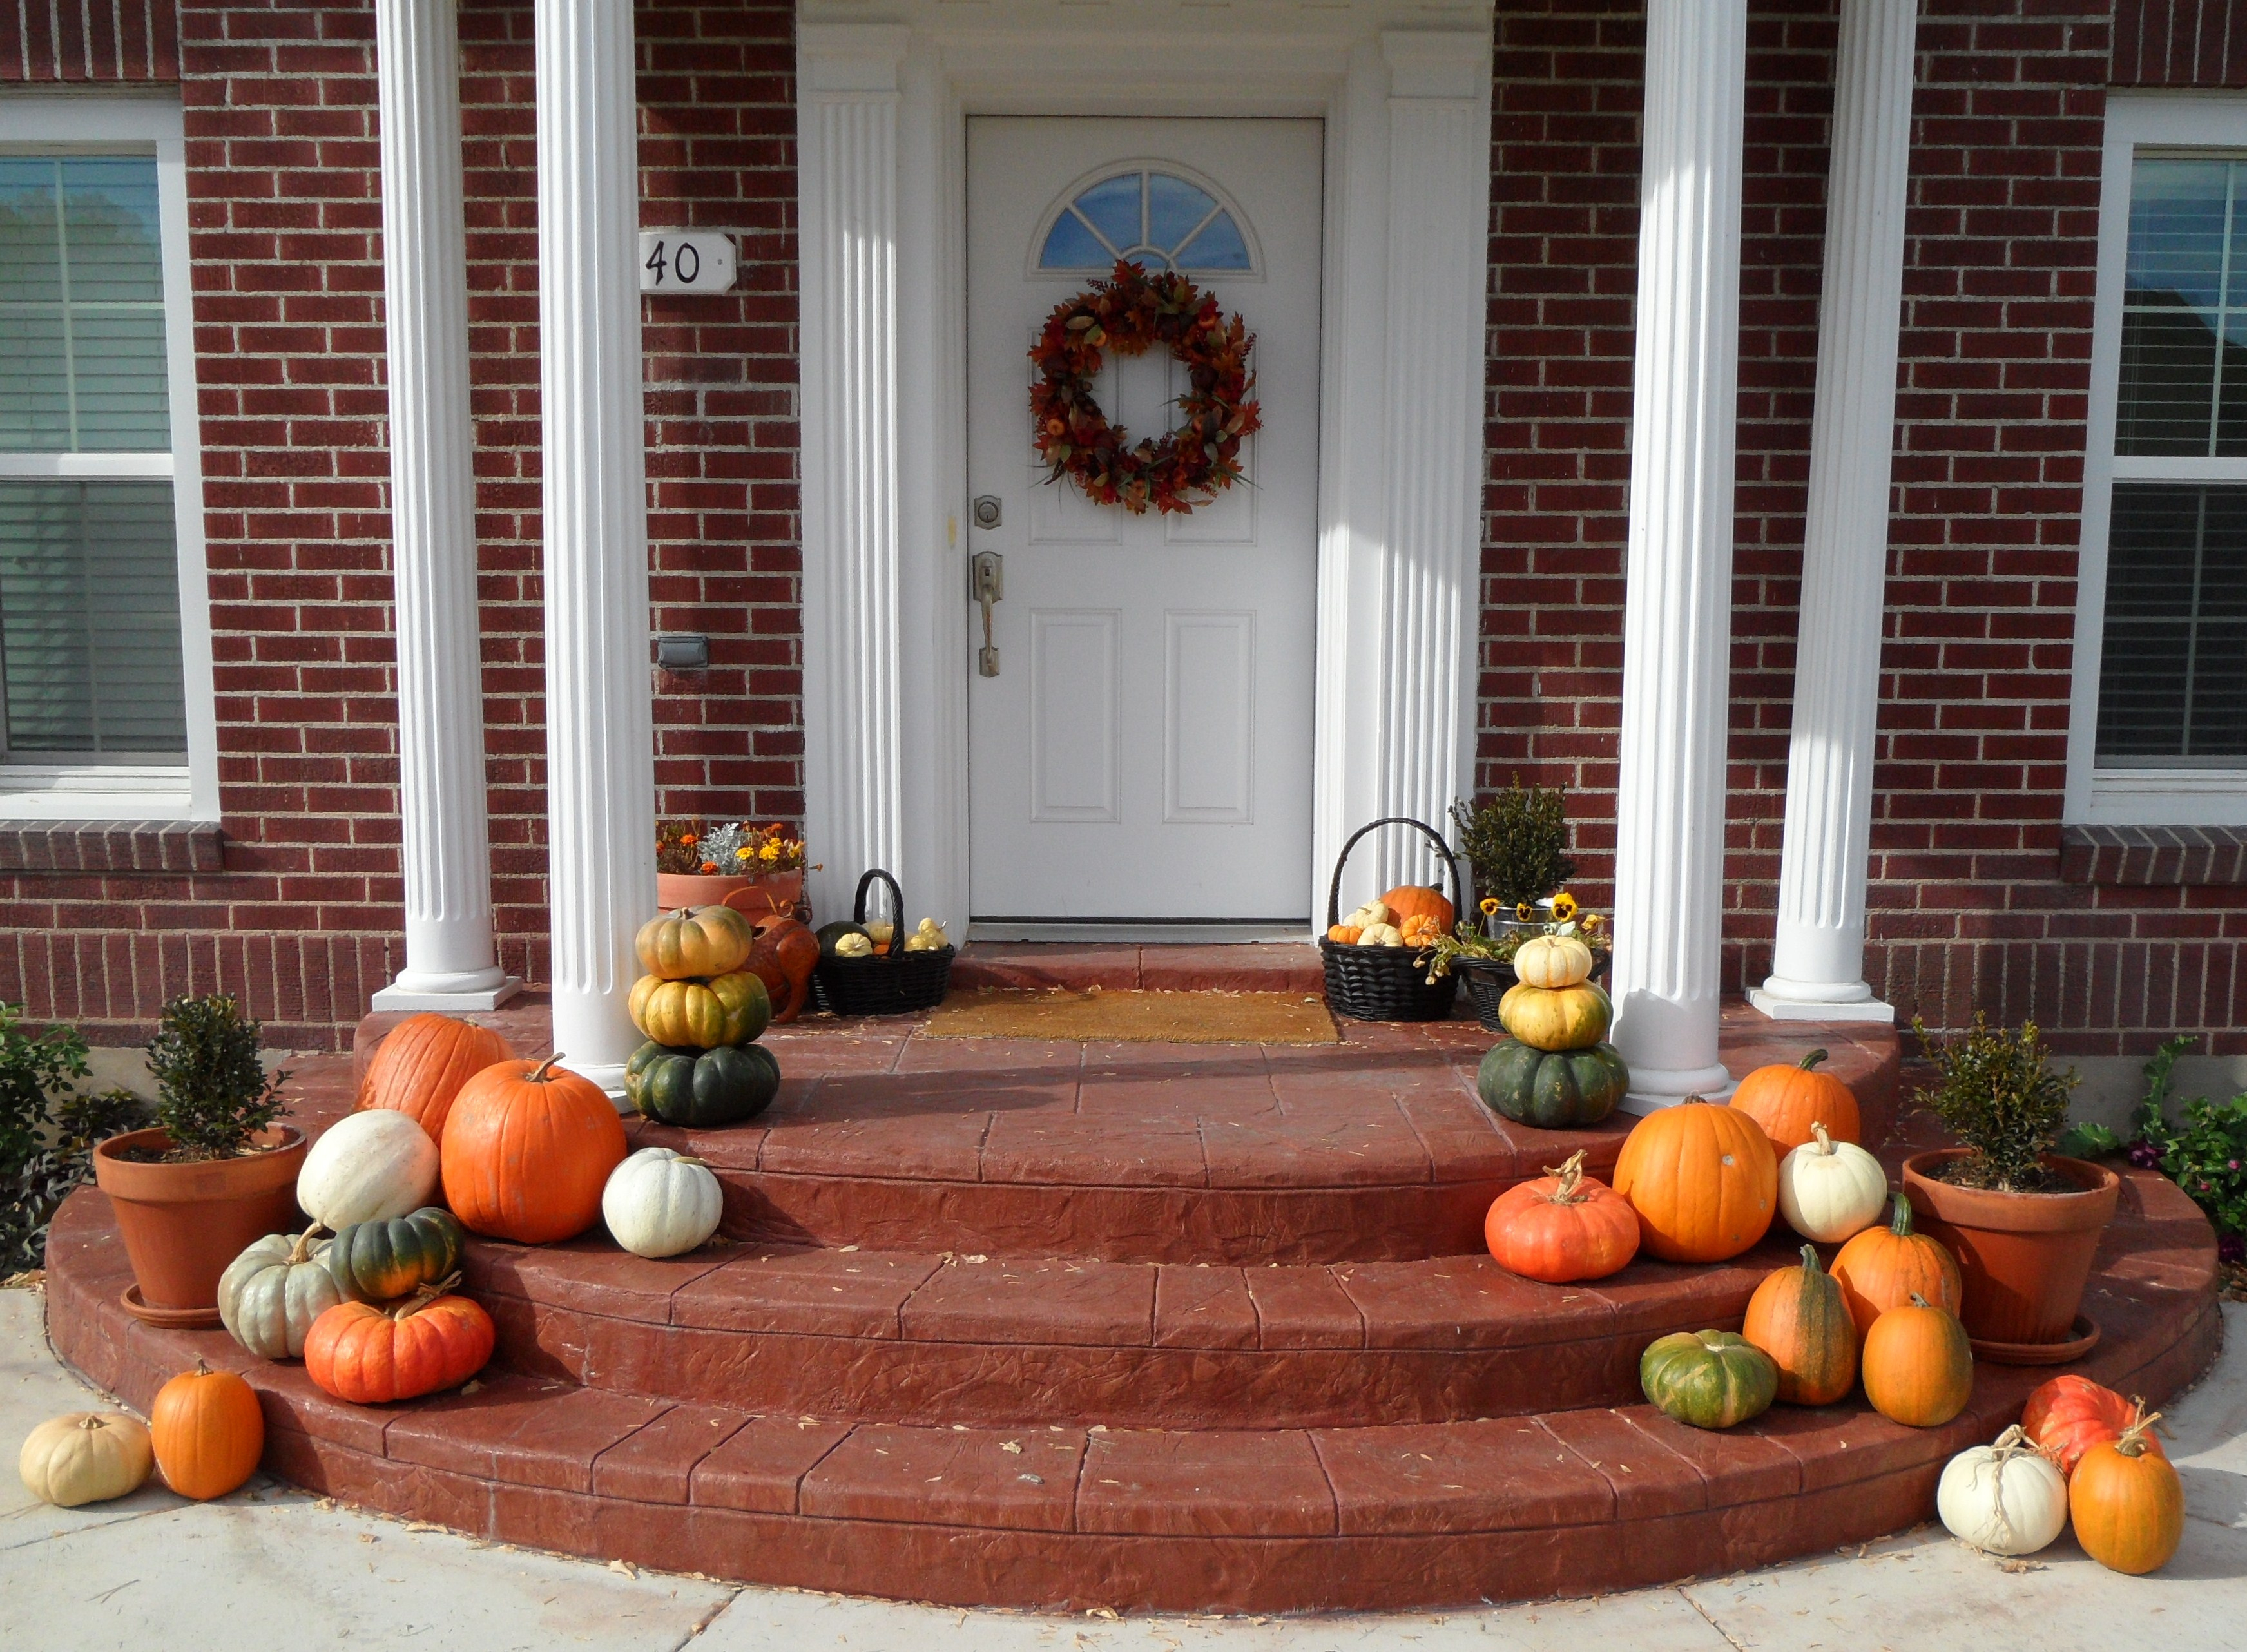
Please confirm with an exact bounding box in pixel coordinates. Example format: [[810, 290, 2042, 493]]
[[966, 117, 1323, 925]]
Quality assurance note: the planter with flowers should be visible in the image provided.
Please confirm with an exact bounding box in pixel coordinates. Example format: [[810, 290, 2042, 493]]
[[1423, 891, 1610, 1033], [656, 820, 815, 921]]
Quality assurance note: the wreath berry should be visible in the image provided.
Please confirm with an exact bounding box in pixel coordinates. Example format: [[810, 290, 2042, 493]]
[[1028, 260, 1260, 516]]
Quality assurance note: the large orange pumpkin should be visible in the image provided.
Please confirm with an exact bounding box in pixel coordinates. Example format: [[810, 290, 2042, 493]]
[[2070, 1410, 2184, 1574], [2023, 1376, 2166, 1477], [149, 1359, 264, 1500], [304, 1282, 496, 1405], [1728, 1048, 1859, 1155], [1379, 885, 1455, 933], [1742, 1242, 1859, 1406], [356, 1012, 516, 1140], [1860, 1292, 1974, 1428], [1829, 1193, 1963, 1337], [1610, 1095, 1778, 1263], [1483, 1150, 1640, 1283], [439, 1055, 628, 1243]]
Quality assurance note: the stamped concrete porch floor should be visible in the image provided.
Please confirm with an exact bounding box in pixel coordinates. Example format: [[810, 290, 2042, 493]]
[[34, 981, 2225, 1620]]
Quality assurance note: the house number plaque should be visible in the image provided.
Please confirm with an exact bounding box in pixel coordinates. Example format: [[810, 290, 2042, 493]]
[[639, 231, 737, 293]]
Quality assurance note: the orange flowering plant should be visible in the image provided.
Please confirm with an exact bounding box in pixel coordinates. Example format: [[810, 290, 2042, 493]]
[[656, 820, 811, 877]]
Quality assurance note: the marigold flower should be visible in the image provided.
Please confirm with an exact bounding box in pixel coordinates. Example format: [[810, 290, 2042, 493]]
[[736, 846, 753, 862], [680, 832, 698, 848], [699, 861, 718, 874]]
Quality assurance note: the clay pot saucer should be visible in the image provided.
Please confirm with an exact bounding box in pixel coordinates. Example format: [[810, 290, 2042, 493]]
[[1967, 1312, 2101, 1367], [120, 1283, 222, 1330]]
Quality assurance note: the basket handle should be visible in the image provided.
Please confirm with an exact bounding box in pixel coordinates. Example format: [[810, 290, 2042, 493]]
[[853, 867, 905, 930], [1325, 817, 1463, 927]]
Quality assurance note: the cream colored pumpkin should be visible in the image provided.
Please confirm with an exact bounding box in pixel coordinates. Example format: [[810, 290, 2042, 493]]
[[19, 1412, 154, 1508], [1357, 923, 1405, 947], [602, 1148, 724, 1259], [218, 1224, 345, 1360], [296, 1109, 439, 1229], [833, 930, 874, 958], [1514, 934, 1594, 989], [1938, 1426, 2069, 1556], [1342, 901, 1392, 930], [1775, 1120, 1889, 1243]]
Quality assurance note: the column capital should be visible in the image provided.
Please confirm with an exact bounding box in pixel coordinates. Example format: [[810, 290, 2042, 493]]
[[1381, 30, 1487, 101], [800, 23, 911, 95]]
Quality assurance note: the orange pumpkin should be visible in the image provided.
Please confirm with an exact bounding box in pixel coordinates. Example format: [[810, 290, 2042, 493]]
[[1327, 924, 1364, 945], [1742, 1242, 1859, 1406], [1379, 885, 1455, 932], [439, 1055, 628, 1243], [149, 1358, 264, 1501], [1829, 1193, 1962, 1338], [1860, 1292, 1974, 1428], [1483, 1150, 1640, 1283], [355, 1012, 516, 1140], [1728, 1048, 1859, 1155], [2070, 1409, 2184, 1574], [1400, 912, 1447, 949], [1610, 1095, 1778, 1263], [2023, 1376, 2166, 1477], [634, 903, 755, 981], [304, 1278, 496, 1405]]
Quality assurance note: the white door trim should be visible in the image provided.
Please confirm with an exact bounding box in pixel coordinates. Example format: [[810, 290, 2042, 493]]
[[796, 5, 1494, 935]]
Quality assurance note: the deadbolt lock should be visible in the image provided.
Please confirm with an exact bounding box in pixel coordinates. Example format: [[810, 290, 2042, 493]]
[[972, 495, 1003, 530]]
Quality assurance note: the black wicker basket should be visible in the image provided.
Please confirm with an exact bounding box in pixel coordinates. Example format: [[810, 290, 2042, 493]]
[[1318, 817, 1462, 1022], [1457, 959, 1516, 1032], [811, 869, 955, 1017]]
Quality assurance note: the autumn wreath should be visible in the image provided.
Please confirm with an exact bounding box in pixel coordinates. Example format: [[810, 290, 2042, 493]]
[[1028, 261, 1259, 516]]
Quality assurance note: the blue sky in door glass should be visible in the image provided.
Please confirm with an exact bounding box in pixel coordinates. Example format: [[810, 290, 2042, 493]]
[[1039, 170, 1252, 273]]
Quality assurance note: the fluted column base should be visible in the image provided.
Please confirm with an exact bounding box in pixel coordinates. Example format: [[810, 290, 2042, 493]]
[[372, 968, 521, 1012], [1750, 980, 1895, 1024], [1620, 1059, 1739, 1116]]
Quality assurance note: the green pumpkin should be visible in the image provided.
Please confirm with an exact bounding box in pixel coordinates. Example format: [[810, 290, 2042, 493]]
[[626, 1040, 783, 1128], [1640, 1330, 1779, 1430], [815, 920, 871, 961], [1476, 1039, 1629, 1129], [325, 1205, 465, 1304]]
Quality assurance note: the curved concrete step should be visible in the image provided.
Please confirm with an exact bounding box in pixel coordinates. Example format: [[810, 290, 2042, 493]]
[[43, 1173, 2219, 1615], [458, 1231, 1797, 1429]]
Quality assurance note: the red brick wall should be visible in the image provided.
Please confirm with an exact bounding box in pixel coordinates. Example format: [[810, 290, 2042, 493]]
[[2114, 0, 2247, 83], [0, 0, 799, 1048], [0, 0, 177, 80]]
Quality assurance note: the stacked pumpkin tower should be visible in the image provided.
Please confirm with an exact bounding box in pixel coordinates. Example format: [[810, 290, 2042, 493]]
[[625, 905, 784, 1128], [1476, 931, 1630, 1128]]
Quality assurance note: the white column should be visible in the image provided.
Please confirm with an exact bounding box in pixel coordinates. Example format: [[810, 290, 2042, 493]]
[[1752, 0, 1916, 1026], [796, 26, 909, 926], [536, 0, 655, 1092], [369, 0, 517, 1013], [1610, 0, 1748, 1111]]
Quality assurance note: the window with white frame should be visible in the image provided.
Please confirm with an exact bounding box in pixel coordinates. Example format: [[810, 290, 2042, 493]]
[[0, 99, 213, 820]]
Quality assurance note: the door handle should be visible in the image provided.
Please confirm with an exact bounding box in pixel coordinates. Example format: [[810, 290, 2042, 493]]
[[970, 550, 1003, 677]]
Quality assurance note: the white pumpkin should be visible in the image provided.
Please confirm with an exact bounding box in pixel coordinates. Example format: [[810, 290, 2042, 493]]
[[218, 1223, 343, 1360], [1775, 1120, 1889, 1243], [1514, 934, 1594, 990], [602, 1148, 723, 1259], [1357, 923, 1405, 947], [1938, 1425, 2069, 1556], [295, 1109, 439, 1229], [19, 1412, 154, 1507], [1343, 901, 1392, 930]]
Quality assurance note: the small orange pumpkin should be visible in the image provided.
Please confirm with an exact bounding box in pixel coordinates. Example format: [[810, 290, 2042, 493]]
[[1483, 1150, 1641, 1283], [149, 1358, 264, 1501], [439, 1055, 628, 1244], [2023, 1376, 2166, 1477], [1728, 1047, 1859, 1155], [2070, 1408, 2184, 1574], [1379, 885, 1455, 933], [1399, 912, 1447, 949], [1742, 1242, 1859, 1406], [1860, 1292, 1974, 1428], [355, 1012, 516, 1140], [1327, 923, 1363, 945], [1829, 1193, 1963, 1338], [304, 1276, 496, 1405], [1610, 1095, 1778, 1263]]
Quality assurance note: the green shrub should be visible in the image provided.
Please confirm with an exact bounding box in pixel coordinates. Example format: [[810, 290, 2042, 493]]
[[0, 1004, 146, 1273], [1911, 1015, 2076, 1193], [146, 994, 285, 1161], [2129, 1037, 2247, 1247], [1451, 778, 1576, 911]]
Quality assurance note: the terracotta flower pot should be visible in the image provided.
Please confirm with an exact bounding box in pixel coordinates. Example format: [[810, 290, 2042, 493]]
[[92, 1126, 307, 1320], [656, 870, 804, 917], [1901, 1149, 2119, 1354]]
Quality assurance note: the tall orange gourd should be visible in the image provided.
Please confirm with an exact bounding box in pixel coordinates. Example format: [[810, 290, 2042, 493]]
[[1611, 1096, 1777, 1263], [439, 1055, 627, 1244], [1742, 1243, 1860, 1405], [1728, 1048, 1859, 1154], [2070, 1410, 2184, 1574], [149, 1359, 264, 1500], [1829, 1193, 1962, 1337], [356, 1012, 516, 1140]]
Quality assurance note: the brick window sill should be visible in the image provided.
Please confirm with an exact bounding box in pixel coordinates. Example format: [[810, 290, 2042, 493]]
[[2058, 825, 2247, 887], [0, 820, 224, 875]]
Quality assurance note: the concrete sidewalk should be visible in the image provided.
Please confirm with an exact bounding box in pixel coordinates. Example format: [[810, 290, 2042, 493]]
[[3, 1282, 2241, 1652]]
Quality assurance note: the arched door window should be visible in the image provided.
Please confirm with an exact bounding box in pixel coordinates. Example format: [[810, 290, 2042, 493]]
[[1036, 167, 1256, 275]]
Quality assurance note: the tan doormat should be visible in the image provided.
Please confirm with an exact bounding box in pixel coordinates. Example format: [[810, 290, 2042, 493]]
[[924, 988, 1339, 1044]]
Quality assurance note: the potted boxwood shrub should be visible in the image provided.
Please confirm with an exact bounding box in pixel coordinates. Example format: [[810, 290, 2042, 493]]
[[92, 995, 301, 1327], [1901, 1015, 2118, 1361]]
